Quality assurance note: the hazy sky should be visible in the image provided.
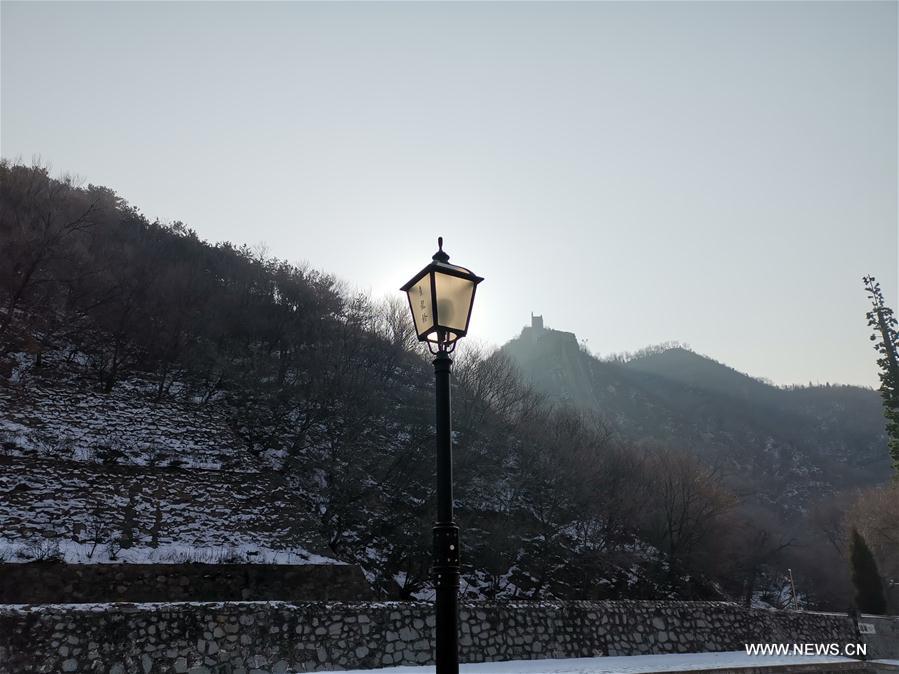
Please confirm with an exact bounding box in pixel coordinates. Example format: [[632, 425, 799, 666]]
[[2, 1, 896, 387]]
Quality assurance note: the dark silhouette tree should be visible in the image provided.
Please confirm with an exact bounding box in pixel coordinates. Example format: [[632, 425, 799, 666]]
[[849, 527, 887, 615], [863, 276, 899, 475], [0, 162, 98, 338]]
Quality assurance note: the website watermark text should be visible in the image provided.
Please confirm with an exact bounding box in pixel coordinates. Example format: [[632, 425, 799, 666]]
[[745, 643, 866, 657]]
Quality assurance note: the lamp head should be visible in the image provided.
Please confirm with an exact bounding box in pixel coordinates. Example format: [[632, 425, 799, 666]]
[[401, 237, 483, 350]]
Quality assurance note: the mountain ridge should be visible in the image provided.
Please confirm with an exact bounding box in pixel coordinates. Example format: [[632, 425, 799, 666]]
[[501, 318, 889, 512]]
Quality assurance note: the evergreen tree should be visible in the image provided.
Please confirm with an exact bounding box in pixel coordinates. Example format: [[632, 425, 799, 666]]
[[863, 276, 899, 475], [849, 527, 887, 615]]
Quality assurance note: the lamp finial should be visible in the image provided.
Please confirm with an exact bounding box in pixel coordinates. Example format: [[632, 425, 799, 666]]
[[433, 236, 449, 262]]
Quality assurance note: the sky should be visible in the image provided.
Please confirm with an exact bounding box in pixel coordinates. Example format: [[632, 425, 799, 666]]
[[1, 1, 896, 387]]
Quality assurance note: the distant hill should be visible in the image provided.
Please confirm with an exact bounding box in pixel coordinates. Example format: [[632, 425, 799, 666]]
[[502, 320, 890, 511]]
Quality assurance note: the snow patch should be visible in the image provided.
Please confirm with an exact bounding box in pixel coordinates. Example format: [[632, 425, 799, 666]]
[[314, 651, 857, 674]]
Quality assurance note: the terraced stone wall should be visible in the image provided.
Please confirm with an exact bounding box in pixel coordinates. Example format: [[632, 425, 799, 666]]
[[0, 600, 863, 674]]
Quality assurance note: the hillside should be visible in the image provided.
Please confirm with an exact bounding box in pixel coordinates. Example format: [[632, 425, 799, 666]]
[[0, 161, 883, 609], [1, 161, 729, 604], [502, 320, 890, 511]]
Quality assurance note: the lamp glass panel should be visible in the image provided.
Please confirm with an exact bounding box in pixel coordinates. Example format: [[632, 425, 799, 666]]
[[406, 274, 435, 339], [433, 271, 475, 332]]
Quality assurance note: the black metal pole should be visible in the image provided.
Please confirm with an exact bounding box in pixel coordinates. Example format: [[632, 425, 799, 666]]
[[432, 348, 459, 674]]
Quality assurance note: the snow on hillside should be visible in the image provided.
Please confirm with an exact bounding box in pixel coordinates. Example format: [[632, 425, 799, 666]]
[[0, 536, 340, 565], [0, 456, 334, 565], [0, 365, 253, 470]]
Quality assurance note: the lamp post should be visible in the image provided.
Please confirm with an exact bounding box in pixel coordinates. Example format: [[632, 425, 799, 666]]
[[401, 237, 483, 674]]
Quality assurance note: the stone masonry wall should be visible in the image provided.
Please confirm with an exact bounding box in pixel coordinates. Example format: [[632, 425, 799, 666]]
[[0, 563, 372, 604], [0, 600, 863, 674], [859, 614, 899, 660]]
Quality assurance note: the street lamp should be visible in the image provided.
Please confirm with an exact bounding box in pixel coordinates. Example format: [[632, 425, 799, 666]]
[[401, 237, 483, 674]]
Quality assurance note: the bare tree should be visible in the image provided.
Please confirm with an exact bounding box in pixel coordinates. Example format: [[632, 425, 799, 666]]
[[642, 445, 736, 581], [850, 483, 899, 602]]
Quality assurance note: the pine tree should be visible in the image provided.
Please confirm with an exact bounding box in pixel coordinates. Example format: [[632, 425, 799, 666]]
[[849, 528, 887, 615], [863, 276, 899, 475]]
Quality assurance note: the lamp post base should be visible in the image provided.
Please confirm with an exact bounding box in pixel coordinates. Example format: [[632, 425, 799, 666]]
[[433, 522, 460, 674]]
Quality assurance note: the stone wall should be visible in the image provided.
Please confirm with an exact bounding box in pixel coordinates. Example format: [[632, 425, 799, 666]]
[[859, 614, 899, 660], [0, 563, 372, 603], [0, 600, 865, 674]]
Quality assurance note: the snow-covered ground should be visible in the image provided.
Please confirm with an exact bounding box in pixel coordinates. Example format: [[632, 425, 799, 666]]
[[315, 651, 863, 674], [0, 537, 341, 565], [0, 378, 252, 470], [0, 353, 352, 567], [0, 455, 335, 565]]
